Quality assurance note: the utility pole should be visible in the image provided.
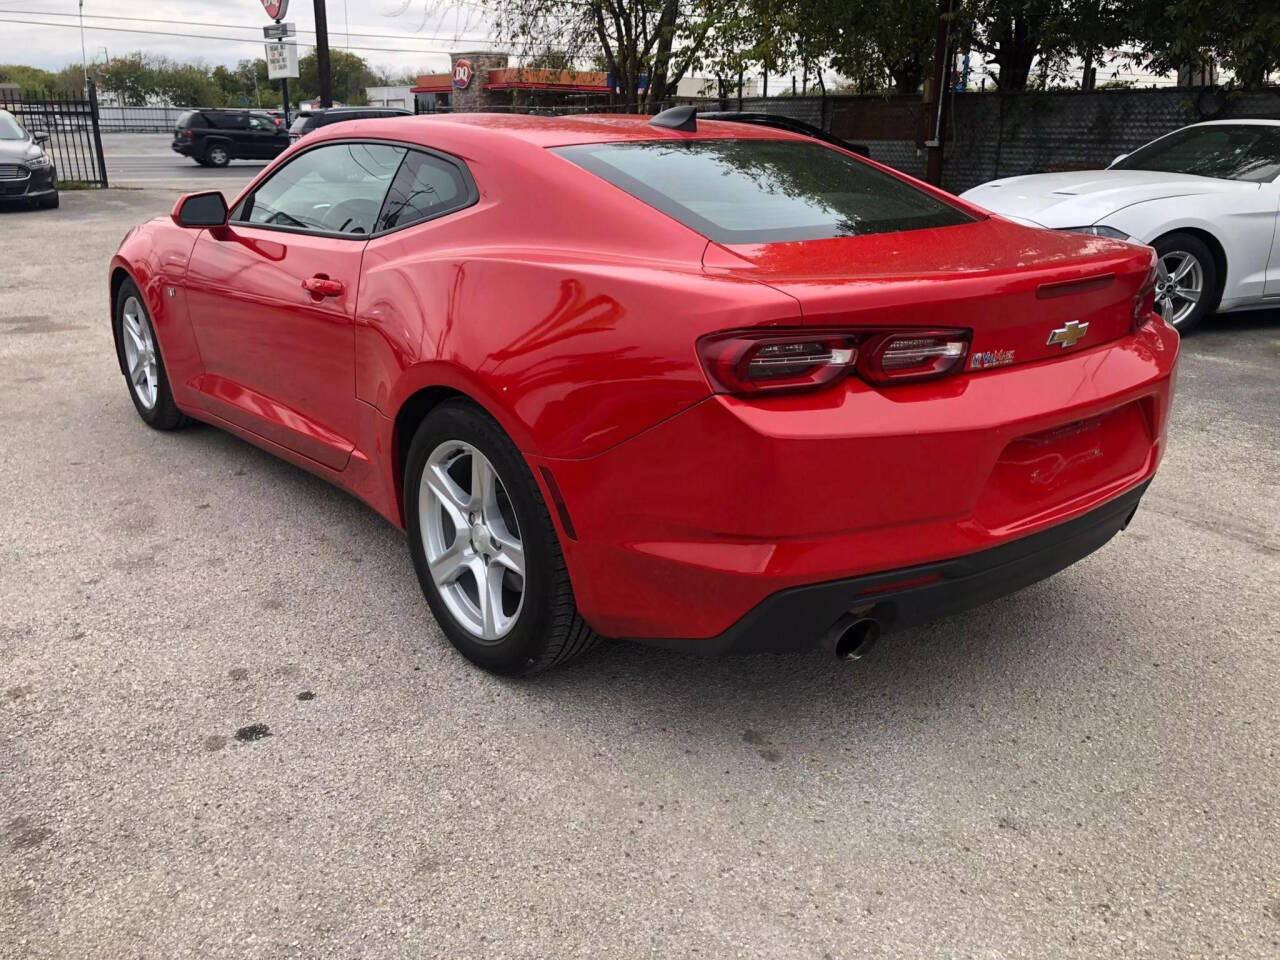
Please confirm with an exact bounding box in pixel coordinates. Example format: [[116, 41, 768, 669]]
[[313, 0, 333, 108], [924, 0, 954, 186], [78, 0, 88, 92]]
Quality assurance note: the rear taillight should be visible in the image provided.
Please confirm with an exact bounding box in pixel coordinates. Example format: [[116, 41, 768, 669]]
[[184, 129, 194, 139], [858, 331, 970, 384], [697, 328, 970, 396], [1132, 263, 1157, 331]]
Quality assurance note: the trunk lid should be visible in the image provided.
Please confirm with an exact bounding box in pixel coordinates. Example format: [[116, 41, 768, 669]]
[[702, 217, 1156, 371]]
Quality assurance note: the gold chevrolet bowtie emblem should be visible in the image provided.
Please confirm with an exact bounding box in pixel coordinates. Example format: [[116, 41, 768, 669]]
[[1047, 320, 1089, 349]]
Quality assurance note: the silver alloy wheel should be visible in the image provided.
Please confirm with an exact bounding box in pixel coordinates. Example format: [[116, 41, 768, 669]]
[[120, 296, 159, 410], [208, 146, 228, 165], [419, 440, 525, 643], [1155, 250, 1204, 328]]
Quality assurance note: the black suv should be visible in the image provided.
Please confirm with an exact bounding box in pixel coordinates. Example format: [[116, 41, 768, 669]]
[[288, 107, 412, 143], [172, 109, 290, 167]]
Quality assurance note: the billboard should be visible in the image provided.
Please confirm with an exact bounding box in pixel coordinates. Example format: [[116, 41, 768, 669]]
[[265, 42, 299, 80]]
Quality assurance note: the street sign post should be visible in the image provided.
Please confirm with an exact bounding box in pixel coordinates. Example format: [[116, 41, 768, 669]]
[[263, 22, 297, 40]]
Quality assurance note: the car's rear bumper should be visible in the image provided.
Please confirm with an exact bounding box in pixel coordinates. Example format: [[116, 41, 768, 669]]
[[640, 479, 1148, 655], [171, 142, 196, 156], [538, 318, 1179, 647]]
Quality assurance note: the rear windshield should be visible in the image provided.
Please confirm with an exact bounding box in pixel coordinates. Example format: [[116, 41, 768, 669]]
[[289, 116, 317, 134], [176, 110, 205, 129], [555, 139, 973, 243]]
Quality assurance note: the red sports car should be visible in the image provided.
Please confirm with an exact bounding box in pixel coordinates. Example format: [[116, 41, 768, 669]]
[[108, 108, 1179, 675]]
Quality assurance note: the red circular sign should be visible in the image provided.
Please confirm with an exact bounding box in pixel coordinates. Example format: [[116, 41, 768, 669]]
[[452, 59, 474, 91], [261, 0, 287, 21]]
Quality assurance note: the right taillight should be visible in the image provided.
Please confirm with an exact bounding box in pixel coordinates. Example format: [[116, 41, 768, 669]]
[[1132, 262, 1157, 330], [857, 331, 970, 384], [697, 327, 970, 396]]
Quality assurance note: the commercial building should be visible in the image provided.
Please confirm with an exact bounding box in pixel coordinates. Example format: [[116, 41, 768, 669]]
[[403, 51, 742, 113]]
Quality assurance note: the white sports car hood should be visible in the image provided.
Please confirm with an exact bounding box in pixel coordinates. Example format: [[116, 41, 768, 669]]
[[961, 169, 1258, 227]]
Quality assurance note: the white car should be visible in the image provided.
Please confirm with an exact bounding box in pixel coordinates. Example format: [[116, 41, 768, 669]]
[[960, 120, 1280, 332]]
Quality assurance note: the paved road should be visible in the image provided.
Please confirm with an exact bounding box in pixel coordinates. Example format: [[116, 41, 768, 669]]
[[2, 189, 1279, 959], [101, 132, 264, 194]]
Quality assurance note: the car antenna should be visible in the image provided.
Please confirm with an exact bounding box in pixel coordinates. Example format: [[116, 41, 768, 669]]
[[649, 105, 697, 132]]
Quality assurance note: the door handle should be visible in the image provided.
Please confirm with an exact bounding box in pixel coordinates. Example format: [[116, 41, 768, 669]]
[[302, 276, 344, 298]]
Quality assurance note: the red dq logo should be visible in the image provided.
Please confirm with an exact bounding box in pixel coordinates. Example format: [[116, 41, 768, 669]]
[[260, 0, 288, 21], [452, 59, 474, 90]]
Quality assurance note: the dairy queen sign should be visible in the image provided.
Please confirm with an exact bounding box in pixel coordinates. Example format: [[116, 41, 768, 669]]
[[452, 59, 474, 90], [261, 0, 288, 21]]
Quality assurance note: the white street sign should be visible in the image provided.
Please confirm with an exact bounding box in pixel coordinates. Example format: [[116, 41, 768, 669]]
[[265, 42, 299, 80]]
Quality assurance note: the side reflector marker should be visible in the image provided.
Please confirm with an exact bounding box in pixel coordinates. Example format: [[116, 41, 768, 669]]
[[538, 466, 577, 541]]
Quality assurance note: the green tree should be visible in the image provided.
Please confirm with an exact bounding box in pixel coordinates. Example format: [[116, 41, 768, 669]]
[[483, 0, 723, 111], [0, 63, 68, 95], [152, 59, 222, 106], [95, 54, 155, 105], [826, 0, 937, 93], [296, 49, 376, 105], [1128, 0, 1280, 89]]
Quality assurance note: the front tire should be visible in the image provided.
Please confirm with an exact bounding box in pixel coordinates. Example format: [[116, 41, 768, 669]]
[[404, 401, 600, 676], [1152, 232, 1219, 334], [113, 280, 187, 430]]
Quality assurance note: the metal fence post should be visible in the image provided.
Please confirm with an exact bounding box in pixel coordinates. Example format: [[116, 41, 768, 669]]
[[87, 78, 108, 188]]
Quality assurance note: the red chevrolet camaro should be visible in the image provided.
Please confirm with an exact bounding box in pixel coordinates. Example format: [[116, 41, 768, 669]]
[[108, 108, 1178, 675]]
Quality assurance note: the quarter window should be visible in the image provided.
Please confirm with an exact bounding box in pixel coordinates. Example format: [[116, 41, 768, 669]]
[[238, 142, 406, 235], [376, 149, 471, 231]]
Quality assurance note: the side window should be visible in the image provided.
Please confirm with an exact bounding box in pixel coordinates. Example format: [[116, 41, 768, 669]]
[[248, 116, 270, 131], [376, 149, 471, 231], [237, 142, 406, 235], [208, 112, 248, 130]]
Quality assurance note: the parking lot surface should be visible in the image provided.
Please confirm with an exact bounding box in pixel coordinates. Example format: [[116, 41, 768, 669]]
[[1, 189, 1278, 959]]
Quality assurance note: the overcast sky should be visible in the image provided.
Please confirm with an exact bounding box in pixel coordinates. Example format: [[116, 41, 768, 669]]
[[0, 0, 499, 76]]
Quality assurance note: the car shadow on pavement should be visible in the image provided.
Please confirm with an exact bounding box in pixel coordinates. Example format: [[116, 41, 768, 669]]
[[162, 413, 1131, 751]]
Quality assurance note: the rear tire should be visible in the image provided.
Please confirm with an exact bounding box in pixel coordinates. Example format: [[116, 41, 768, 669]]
[[404, 400, 600, 676], [204, 144, 230, 168], [113, 279, 188, 431], [1152, 232, 1219, 334]]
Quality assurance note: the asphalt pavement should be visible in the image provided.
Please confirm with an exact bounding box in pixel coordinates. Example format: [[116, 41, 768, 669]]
[[1, 187, 1278, 959], [101, 132, 265, 194]]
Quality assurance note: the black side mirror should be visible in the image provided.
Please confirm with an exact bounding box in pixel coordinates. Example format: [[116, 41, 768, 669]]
[[33, 131, 49, 145], [173, 191, 228, 228]]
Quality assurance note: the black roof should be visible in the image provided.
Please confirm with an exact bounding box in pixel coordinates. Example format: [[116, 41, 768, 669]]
[[303, 106, 412, 116], [698, 111, 870, 157]]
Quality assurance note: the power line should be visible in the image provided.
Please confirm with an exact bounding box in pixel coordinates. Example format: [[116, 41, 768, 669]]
[[0, 7, 494, 46], [0, 16, 505, 56]]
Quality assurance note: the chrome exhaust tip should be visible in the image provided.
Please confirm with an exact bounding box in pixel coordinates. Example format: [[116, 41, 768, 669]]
[[829, 616, 881, 661]]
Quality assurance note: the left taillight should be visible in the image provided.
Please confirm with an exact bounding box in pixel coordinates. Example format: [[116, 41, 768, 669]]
[[697, 328, 970, 396]]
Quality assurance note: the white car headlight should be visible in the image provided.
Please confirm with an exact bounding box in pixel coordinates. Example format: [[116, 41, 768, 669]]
[[1057, 225, 1130, 241], [26, 153, 52, 169]]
